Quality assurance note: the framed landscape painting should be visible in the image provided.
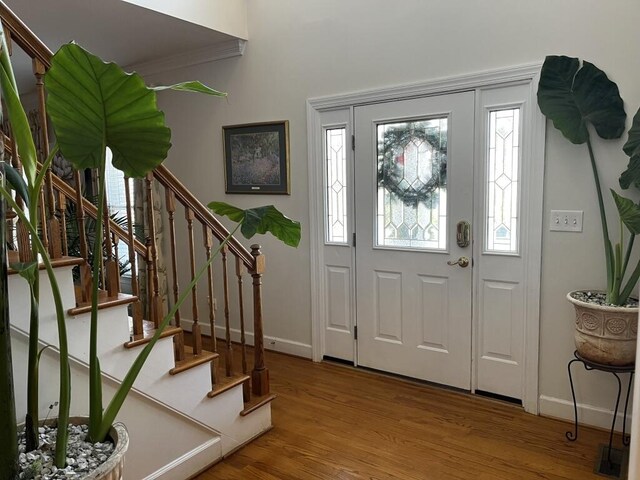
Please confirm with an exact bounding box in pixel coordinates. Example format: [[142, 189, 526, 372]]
[[223, 121, 290, 194]]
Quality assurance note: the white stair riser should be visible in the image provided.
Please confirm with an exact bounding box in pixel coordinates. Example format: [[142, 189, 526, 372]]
[[9, 267, 77, 333]]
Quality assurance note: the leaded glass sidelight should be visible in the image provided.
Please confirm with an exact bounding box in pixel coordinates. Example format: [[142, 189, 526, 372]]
[[325, 127, 348, 244], [376, 118, 448, 250], [486, 108, 520, 253]]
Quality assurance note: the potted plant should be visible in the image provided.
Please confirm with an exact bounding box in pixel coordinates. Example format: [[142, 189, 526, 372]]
[[537, 55, 640, 365], [0, 29, 301, 480]]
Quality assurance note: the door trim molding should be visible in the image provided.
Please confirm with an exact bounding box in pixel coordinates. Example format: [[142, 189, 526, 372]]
[[307, 63, 544, 413], [307, 63, 542, 110]]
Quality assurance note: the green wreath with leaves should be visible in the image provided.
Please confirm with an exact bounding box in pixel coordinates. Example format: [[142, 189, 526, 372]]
[[377, 124, 447, 206]]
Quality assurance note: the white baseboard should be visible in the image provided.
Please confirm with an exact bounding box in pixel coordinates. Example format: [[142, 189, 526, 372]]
[[142, 437, 222, 480], [539, 395, 632, 432], [179, 318, 313, 359]]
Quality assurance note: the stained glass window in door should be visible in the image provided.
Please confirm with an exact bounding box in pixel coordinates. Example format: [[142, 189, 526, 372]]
[[486, 108, 520, 253], [376, 118, 448, 250], [325, 127, 348, 244]]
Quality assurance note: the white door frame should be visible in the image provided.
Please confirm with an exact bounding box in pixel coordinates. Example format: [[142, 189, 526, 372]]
[[306, 63, 545, 414]]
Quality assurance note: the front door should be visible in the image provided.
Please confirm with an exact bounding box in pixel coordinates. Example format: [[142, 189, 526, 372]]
[[354, 92, 475, 389]]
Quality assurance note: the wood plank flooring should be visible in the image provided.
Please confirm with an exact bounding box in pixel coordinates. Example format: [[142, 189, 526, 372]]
[[194, 348, 621, 479]]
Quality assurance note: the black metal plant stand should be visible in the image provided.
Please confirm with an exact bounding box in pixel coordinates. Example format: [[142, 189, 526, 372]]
[[566, 351, 633, 477]]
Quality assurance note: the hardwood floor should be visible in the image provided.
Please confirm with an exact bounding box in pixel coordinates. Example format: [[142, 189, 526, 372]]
[[194, 347, 620, 479]]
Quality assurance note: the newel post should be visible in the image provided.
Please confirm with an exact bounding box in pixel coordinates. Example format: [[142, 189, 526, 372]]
[[250, 244, 269, 396]]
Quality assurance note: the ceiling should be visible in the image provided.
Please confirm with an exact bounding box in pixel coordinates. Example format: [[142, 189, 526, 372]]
[[4, 0, 237, 91]]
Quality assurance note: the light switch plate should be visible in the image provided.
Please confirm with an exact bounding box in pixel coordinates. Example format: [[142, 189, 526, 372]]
[[550, 210, 583, 232]]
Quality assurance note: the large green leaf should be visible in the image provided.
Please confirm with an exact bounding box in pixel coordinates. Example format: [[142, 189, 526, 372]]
[[537, 55, 626, 144], [45, 43, 170, 178], [620, 155, 640, 190], [209, 202, 301, 247], [12, 261, 38, 284], [612, 190, 640, 235], [0, 28, 38, 187], [3, 163, 29, 205], [624, 107, 640, 157]]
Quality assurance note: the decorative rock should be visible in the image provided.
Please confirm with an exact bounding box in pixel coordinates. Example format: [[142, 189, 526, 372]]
[[17, 423, 115, 479]]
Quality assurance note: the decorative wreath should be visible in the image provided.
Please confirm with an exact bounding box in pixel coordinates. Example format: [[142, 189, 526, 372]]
[[377, 124, 447, 206]]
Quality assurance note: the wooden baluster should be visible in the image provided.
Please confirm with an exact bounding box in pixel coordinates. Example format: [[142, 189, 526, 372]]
[[57, 191, 68, 256], [7, 153, 17, 250], [112, 232, 119, 277], [37, 188, 49, 257], [102, 195, 119, 297], [145, 173, 162, 326], [74, 170, 92, 303], [12, 153, 31, 263], [145, 237, 157, 328], [165, 189, 184, 361], [203, 227, 218, 386], [185, 206, 202, 355], [166, 190, 181, 327], [124, 177, 143, 335], [221, 245, 233, 377], [34, 58, 60, 258], [5, 212, 16, 265], [251, 245, 269, 396], [236, 256, 249, 401]]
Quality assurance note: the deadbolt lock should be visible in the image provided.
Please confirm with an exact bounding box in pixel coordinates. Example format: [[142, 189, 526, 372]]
[[456, 220, 471, 248]]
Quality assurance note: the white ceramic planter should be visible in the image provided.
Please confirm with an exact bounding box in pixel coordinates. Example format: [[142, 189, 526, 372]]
[[567, 291, 638, 366]]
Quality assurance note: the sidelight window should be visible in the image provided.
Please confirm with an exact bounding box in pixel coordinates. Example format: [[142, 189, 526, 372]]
[[485, 108, 520, 253], [325, 127, 348, 244]]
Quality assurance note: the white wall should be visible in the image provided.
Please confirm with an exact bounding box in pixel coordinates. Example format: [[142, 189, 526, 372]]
[[146, 0, 640, 424]]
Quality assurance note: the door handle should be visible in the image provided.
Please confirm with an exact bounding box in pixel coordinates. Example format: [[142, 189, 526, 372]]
[[447, 256, 470, 268]]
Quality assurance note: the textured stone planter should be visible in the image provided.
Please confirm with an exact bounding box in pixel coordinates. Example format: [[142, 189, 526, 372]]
[[567, 291, 638, 366]]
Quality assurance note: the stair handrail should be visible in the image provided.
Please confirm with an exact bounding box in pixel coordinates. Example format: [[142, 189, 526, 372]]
[[0, 1, 256, 271], [0, 2, 52, 67], [153, 165, 255, 269]]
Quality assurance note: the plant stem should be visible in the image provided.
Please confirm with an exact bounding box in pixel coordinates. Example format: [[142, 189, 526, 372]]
[[25, 192, 40, 452], [25, 144, 59, 452], [88, 158, 106, 441], [0, 162, 18, 480], [586, 137, 615, 300], [622, 234, 635, 280], [25, 280, 39, 451], [620, 257, 640, 304]]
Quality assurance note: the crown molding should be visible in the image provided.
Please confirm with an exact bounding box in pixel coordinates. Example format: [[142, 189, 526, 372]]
[[130, 38, 246, 78]]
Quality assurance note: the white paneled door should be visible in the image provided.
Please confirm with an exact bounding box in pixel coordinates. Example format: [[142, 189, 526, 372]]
[[314, 74, 542, 407], [354, 92, 475, 389]]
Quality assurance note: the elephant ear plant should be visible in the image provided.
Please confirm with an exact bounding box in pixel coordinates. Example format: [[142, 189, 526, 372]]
[[537, 55, 640, 306], [0, 39, 300, 479]]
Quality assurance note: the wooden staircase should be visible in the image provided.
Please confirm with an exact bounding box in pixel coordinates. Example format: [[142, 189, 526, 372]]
[[0, 1, 275, 477]]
